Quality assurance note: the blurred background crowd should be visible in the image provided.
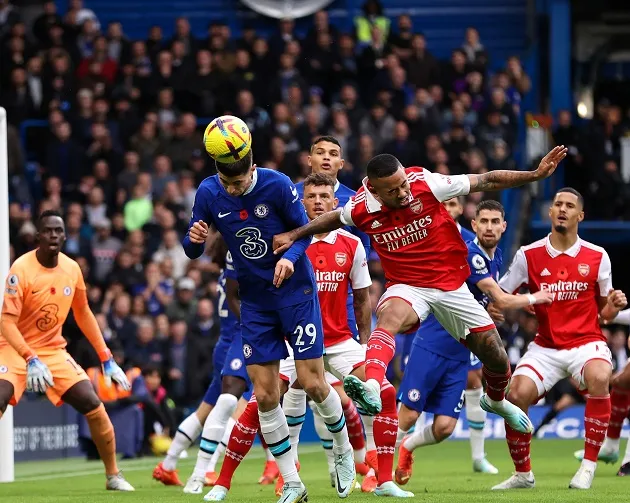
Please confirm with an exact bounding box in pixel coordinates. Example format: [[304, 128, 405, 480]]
[[2, 0, 629, 456]]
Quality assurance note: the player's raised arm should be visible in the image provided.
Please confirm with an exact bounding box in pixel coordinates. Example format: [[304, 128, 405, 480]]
[[468, 146, 567, 193], [273, 209, 345, 255], [182, 185, 213, 259], [478, 278, 553, 310], [71, 274, 130, 391]]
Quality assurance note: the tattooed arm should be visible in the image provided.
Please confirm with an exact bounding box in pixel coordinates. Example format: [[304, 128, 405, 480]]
[[468, 146, 568, 193]]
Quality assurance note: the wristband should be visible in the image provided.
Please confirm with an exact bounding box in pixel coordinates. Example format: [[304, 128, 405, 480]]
[[98, 349, 113, 363], [24, 353, 37, 363], [526, 294, 536, 305]]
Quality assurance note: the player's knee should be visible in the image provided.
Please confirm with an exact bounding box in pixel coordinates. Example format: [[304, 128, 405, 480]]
[[255, 389, 280, 412], [433, 420, 456, 442], [80, 394, 103, 415], [302, 377, 328, 403], [506, 384, 535, 410], [585, 371, 610, 395]]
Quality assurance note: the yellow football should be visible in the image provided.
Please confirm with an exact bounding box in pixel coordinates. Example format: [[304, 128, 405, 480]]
[[203, 115, 252, 163]]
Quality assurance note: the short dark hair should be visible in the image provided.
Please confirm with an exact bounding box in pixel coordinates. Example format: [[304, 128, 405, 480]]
[[555, 187, 584, 208], [366, 154, 402, 179], [215, 148, 253, 177], [476, 200, 505, 218], [303, 173, 335, 190], [142, 363, 161, 378], [310, 136, 341, 154], [38, 209, 63, 229]]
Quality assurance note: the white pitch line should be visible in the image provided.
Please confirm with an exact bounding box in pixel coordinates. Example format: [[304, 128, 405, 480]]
[[16, 445, 322, 483]]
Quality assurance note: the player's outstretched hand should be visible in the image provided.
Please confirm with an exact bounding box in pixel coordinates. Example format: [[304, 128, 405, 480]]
[[486, 302, 505, 323], [189, 220, 209, 244], [26, 356, 54, 393], [273, 232, 295, 255], [103, 357, 131, 391], [273, 258, 295, 288], [607, 289, 628, 310], [533, 290, 554, 305], [534, 145, 568, 180]]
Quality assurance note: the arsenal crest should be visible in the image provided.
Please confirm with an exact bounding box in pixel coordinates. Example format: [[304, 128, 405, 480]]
[[335, 252, 347, 267], [409, 198, 423, 214], [578, 263, 590, 277]]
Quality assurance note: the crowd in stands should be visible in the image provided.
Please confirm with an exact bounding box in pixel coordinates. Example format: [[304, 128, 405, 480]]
[[1, 1, 628, 442]]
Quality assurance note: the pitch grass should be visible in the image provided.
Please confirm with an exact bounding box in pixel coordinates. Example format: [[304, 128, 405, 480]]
[[4, 439, 629, 502]]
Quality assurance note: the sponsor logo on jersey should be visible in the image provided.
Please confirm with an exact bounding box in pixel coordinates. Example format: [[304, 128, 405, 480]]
[[372, 216, 433, 251], [254, 204, 269, 218], [371, 220, 382, 229], [315, 269, 347, 292], [578, 264, 590, 277], [540, 280, 589, 301], [540, 268, 551, 277], [335, 252, 347, 267]]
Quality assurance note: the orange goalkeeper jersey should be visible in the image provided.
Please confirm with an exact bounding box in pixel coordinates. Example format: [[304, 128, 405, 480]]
[[1, 250, 86, 351]]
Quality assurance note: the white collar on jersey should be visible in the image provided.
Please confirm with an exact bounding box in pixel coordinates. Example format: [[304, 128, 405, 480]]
[[311, 230, 338, 244], [242, 168, 259, 196], [545, 233, 582, 258], [360, 175, 415, 214], [334, 179, 340, 192]]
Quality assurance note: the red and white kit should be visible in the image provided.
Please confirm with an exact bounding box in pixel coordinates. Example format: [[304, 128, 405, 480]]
[[500, 235, 614, 396], [339, 167, 494, 339], [306, 229, 372, 381]]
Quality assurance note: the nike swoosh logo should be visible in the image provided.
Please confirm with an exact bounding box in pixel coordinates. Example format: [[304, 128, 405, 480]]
[[297, 346, 313, 353], [218, 212, 231, 218], [336, 471, 346, 495]]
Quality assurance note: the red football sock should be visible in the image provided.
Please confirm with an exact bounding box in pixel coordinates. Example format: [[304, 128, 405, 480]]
[[216, 397, 260, 489], [584, 395, 611, 462], [365, 328, 396, 385], [505, 424, 532, 472], [482, 365, 511, 401], [608, 388, 630, 440], [374, 381, 397, 485], [343, 399, 365, 452]]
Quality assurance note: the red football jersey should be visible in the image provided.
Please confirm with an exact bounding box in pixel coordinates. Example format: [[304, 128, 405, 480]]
[[340, 167, 470, 291], [306, 229, 371, 347], [500, 236, 613, 350]]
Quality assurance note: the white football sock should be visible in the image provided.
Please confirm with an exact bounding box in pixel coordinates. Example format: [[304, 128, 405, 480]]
[[259, 405, 300, 483], [361, 414, 375, 451], [163, 413, 202, 471], [311, 401, 335, 473], [283, 387, 307, 463], [403, 424, 437, 451], [207, 417, 236, 472], [264, 447, 274, 461], [622, 438, 630, 465], [396, 427, 409, 448], [192, 394, 238, 479], [602, 436, 620, 453], [465, 387, 487, 461], [311, 384, 351, 455]]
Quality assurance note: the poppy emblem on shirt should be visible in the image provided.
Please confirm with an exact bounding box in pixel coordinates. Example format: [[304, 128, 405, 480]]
[[254, 204, 269, 218], [50, 287, 56, 295], [239, 209, 248, 220], [409, 199, 423, 214], [63, 286, 72, 296], [315, 256, 327, 269], [557, 267, 568, 280], [335, 252, 347, 267], [578, 264, 590, 277]]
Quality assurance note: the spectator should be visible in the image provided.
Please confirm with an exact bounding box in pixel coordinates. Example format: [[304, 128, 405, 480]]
[[124, 183, 153, 231], [461, 27, 488, 72], [389, 15, 414, 61], [165, 277, 198, 323], [355, 0, 390, 45], [91, 218, 123, 284], [153, 229, 190, 279], [128, 319, 165, 367]]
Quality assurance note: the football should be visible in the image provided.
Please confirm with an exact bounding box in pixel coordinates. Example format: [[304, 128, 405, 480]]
[[203, 115, 252, 163]]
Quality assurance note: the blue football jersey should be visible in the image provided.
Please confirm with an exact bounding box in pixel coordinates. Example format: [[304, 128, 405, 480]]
[[458, 223, 476, 243], [216, 251, 240, 343], [466, 238, 503, 309], [183, 168, 316, 310], [411, 230, 500, 362]]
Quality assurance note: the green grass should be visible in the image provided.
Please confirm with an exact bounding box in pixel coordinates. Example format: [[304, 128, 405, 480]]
[[3, 440, 629, 502]]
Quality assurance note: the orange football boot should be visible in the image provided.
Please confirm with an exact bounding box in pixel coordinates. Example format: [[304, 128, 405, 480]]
[[258, 460, 279, 485], [395, 443, 414, 485], [152, 462, 183, 486]]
